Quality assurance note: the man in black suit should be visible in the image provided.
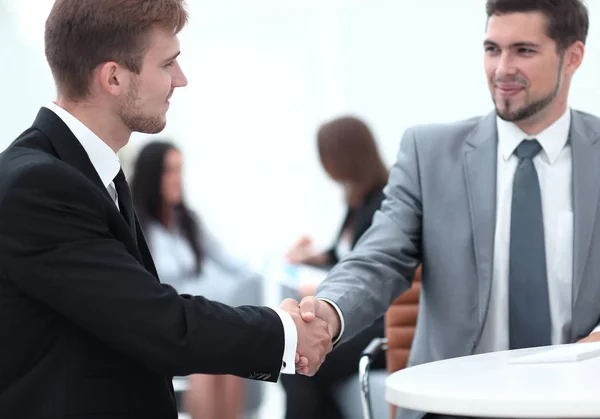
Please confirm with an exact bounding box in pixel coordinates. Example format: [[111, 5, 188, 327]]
[[0, 1, 332, 418]]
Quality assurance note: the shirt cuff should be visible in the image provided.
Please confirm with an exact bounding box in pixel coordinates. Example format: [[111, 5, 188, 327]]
[[273, 308, 298, 374], [590, 324, 600, 335], [316, 297, 345, 346]]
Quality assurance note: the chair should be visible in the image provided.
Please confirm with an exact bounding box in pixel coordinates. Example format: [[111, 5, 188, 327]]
[[358, 266, 421, 419]]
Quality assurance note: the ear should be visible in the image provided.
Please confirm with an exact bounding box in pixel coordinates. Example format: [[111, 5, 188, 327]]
[[96, 61, 129, 97], [563, 41, 585, 75]]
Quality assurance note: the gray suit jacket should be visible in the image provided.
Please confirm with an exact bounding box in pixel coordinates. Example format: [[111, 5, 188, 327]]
[[316, 109, 600, 419]]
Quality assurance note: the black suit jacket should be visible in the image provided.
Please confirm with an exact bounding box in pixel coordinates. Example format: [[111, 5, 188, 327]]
[[325, 186, 386, 265], [0, 108, 285, 419]]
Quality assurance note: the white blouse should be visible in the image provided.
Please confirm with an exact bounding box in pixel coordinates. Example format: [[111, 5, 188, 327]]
[[145, 221, 256, 307]]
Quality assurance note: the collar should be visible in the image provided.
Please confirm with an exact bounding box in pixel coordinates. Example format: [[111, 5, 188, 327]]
[[44, 102, 120, 187], [497, 108, 571, 164]]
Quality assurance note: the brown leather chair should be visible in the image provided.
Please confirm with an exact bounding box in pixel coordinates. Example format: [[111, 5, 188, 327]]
[[359, 266, 421, 419]]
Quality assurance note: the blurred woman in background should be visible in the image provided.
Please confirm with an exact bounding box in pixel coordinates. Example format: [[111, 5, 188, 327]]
[[131, 141, 257, 419], [282, 116, 389, 419]]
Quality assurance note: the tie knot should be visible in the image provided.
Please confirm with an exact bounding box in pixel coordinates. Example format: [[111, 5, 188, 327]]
[[515, 139, 542, 160]]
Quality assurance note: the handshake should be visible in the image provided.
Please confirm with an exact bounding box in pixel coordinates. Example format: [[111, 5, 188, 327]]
[[279, 297, 341, 376]]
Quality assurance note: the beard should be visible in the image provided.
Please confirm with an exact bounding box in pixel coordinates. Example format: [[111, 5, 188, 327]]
[[118, 79, 167, 134], [494, 57, 563, 123], [495, 86, 558, 122]]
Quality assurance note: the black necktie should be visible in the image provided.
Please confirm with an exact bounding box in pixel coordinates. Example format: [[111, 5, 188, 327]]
[[509, 139, 551, 349], [113, 169, 137, 236]]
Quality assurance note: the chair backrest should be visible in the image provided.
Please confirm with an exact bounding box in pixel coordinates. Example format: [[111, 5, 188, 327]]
[[384, 266, 421, 418]]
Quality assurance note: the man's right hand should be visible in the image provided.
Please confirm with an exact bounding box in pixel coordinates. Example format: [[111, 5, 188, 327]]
[[280, 298, 332, 376], [299, 296, 341, 341]]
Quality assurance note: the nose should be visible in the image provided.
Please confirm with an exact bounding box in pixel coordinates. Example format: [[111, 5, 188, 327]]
[[495, 52, 517, 79], [173, 62, 188, 88]]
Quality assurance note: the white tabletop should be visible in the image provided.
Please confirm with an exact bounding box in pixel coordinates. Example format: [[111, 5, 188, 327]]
[[385, 342, 600, 418]]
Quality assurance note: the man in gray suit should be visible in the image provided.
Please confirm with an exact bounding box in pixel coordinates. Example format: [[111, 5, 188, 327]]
[[296, 0, 600, 416]]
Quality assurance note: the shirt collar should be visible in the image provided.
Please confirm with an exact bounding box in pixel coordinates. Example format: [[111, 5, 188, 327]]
[[497, 108, 571, 164], [44, 102, 121, 188]]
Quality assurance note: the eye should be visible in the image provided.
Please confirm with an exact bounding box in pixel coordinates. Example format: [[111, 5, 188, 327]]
[[518, 48, 536, 55], [165, 60, 175, 68], [485, 45, 499, 54]]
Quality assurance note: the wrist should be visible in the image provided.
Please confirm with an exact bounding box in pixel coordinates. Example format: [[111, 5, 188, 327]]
[[320, 301, 341, 339]]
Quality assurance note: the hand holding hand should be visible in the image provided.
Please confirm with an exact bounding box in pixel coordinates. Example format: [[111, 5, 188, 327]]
[[280, 298, 332, 376], [299, 296, 341, 341]]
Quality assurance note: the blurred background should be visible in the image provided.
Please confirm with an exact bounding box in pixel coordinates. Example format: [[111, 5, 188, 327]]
[[3, 1, 600, 417], [4, 0, 600, 261]]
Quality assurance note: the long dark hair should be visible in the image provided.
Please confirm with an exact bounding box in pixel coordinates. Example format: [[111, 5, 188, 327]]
[[131, 141, 203, 274]]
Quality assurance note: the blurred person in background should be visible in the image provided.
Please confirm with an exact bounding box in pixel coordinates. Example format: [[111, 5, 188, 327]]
[[282, 116, 388, 419], [131, 140, 258, 419]]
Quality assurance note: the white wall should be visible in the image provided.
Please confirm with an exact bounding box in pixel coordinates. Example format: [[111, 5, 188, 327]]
[[1, 0, 55, 142], [4, 0, 600, 265]]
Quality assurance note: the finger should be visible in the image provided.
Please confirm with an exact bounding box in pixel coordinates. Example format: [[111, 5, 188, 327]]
[[295, 353, 300, 364], [300, 297, 317, 321], [295, 363, 309, 375], [279, 298, 299, 311], [300, 357, 317, 376], [295, 356, 308, 370]]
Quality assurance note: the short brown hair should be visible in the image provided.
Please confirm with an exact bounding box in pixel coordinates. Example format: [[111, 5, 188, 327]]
[[486, 0, 589, 51], [45, 0, 188, 100]]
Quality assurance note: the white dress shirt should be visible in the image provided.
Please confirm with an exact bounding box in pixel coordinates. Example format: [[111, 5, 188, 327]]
[[477, 108, 580, 352], [46, 102, 121, 195], [44, 102, 297, 374]]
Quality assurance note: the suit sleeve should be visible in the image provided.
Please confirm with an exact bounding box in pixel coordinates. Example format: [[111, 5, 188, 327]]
[[316, 128, 423, 344], [0, 162, 285, 381]]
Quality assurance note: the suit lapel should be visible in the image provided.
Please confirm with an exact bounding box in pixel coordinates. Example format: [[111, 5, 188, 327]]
[[571, 111, 600, 311], [32, 108, 112, 201], [135, 215, 160, 279], [463, 112, 498, 333], [32, 107, 146, 264]]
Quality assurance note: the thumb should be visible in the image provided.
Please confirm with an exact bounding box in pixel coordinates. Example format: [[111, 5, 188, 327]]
[[299, 296, 317, 321]]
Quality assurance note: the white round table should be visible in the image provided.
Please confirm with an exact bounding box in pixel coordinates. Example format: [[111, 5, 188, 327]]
[[385, 343, 600, 418]]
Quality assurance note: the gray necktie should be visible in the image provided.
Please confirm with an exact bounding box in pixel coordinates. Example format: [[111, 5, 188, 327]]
[[509, 139, 551, 349]]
